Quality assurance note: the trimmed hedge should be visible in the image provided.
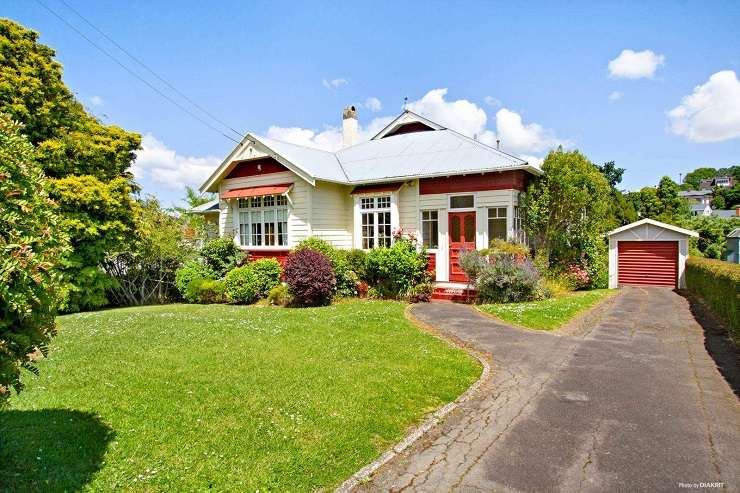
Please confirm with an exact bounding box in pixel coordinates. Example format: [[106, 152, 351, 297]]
[[686, 257, 740, 343]]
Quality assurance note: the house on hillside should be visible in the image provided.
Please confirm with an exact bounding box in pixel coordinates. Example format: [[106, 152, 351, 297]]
[[198, 107, 541, 286], [699, 176, 734, 189], [678, 189, 713, 216]]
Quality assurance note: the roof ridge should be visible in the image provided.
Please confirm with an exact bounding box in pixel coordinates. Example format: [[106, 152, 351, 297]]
[[255, 133, 336, 155]]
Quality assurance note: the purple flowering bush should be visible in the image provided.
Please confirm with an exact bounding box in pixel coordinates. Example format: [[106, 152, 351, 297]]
[[284, 249, 336, 306]]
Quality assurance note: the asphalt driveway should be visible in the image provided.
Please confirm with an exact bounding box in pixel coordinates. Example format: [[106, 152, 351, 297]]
[[358, 288, 740, 492]]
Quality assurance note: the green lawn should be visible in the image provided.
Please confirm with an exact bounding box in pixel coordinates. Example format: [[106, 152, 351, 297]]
[[478, 289, 614, 330], [0, 301, 480, 492]]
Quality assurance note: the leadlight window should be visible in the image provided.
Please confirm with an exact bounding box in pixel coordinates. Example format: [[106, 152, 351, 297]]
[[449, 194, 474, 209], [360, 195, 392, 249], [421, 210, 439, 248], [488, 207, 507, 241], [237, 194, 289, 247]]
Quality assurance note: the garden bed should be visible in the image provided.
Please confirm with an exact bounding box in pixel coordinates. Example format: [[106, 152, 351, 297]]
[[0, 302, 480, 492], [477, 289, 615, 331]]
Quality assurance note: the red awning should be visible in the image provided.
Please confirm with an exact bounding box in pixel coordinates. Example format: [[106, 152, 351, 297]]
[[350, 182, 404, 195], [221, 183, 293, 199]]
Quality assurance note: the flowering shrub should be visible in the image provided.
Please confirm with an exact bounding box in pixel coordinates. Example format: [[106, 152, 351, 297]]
[[477, 255, 542, 303], [365, 239, 430, 298], [284, 250, 336, 306], [565, 264, 590, 290]]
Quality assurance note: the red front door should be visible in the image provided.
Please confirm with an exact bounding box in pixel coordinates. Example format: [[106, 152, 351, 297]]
[[449, 211, 476, 282]]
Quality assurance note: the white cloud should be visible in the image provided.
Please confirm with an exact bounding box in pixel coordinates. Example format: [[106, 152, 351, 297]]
[[322, 78, 348, 90], [132, 134, 220, 191], [266, 116, 394, 152], [484, 96, 501, 108], [264, 88, 567, 160], [667, 70, 740, 143], [608, 91, 623, 102], [89, 95, 104, 106], [608, 49, 665, 79], [406, 88, 488, 137], [364, 97, 382, 112]]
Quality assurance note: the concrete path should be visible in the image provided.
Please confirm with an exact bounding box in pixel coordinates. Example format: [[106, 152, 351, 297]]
[[358, 288, 740, 492]]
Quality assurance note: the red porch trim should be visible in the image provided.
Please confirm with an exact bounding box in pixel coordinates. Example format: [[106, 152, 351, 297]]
[[419, 170, 529, 194], [221, 183, 293, 199], [247, 249, 290, 265], [350, 182, 404, 195]]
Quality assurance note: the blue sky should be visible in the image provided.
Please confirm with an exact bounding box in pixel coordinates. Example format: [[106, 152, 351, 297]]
[[5, 0, 740, 206]]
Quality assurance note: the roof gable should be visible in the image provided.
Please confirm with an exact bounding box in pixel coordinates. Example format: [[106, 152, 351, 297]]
[[607, 219, 699, 238], [371, 110, 445, 140]]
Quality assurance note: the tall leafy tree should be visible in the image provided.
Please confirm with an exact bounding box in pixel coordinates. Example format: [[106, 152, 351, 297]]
[[49, 176, 140, 312], [1, 20, 142, 311], [523, 148, 612, 264], [682, 167, 717, 190], [656, 176, 689, 220], [0, 20, 140, 180], [0, 115, 68, 406], [598, 161, 637, 227]]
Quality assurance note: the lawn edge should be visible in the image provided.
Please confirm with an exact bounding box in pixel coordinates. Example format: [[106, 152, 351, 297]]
[[473, 289, 620, 334], [334, 304, 492, 493]]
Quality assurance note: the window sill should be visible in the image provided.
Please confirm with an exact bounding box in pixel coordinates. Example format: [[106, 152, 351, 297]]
[[238, 246, 290, 251]]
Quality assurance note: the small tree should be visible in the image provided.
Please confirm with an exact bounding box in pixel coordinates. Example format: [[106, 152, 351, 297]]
[[523, 148, 612, 267], [0, 116, 68, 406]]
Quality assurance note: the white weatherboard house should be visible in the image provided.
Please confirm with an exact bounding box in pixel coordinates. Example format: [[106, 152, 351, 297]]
[[199, 107, 541, 287]]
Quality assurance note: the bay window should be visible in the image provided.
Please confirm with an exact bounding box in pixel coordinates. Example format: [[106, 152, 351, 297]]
[[238, 194, 289, 247], [360, 195, 392, 249]]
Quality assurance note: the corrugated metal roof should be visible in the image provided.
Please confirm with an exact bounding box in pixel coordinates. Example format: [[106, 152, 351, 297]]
[[202, 111, 540, 191], [189, 199, 219, 213], [336, 129, 530, 182], [728, 228, 740, 238]]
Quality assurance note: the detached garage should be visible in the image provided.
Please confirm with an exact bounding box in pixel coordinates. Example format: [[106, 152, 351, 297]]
[[608, 219, 698, 289]]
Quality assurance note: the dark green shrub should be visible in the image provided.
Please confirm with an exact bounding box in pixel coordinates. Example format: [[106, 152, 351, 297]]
[[185, 278, 226, 304], [200, 237, 246, 277], [248, 259, 282, 297], [224, 266, 259, 304], [343, 249, 368, 280], [365, 239, 430, 298], [686, 257, 739, 344], [267, 284, 291, 306], [175, 261, 214, 298], [477, 256, 542, 303], [284, 250, 335, 306]]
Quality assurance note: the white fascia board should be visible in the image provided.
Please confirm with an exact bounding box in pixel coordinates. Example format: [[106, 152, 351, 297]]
[[199, 134, 316, 193], [607, 218, 699, 238]]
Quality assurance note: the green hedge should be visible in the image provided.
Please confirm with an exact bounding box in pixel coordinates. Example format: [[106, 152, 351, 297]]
[[685, 257, 740, 343]]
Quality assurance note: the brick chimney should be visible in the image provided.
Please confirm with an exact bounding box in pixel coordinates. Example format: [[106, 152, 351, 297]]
[[342, 105, 358, 147]]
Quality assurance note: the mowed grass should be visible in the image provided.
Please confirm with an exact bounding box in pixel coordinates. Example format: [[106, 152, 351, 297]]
[[478, 289, 614, 330], [0, 301, 480, 492]]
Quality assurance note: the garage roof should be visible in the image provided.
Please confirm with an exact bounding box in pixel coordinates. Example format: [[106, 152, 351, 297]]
[[607, 219, 698, 238]]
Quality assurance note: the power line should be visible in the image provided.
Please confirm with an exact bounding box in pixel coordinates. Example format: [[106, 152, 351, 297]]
[[33, 0, 242, 145], [57, 0, 243, 140]]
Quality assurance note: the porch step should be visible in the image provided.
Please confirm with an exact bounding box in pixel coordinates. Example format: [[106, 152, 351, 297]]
[[432, 284, 477, 303]]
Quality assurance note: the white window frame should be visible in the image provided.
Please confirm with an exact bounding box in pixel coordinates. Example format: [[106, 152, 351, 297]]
[[487, 206, 508, 243], [448, 193, 476, 212], [420, 209, 440, 250], [237, 194, 289, 249], [353, 192, 399, 249]]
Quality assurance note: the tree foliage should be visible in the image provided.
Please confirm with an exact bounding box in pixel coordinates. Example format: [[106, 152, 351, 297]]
[[523, 149, 612, 264], [0, 115, 68, 406], [682, 167, 717, 190], [626, 176, 689, 223], [0, 20, 140, 180], [104, 198, 195, 306], [49, 176, 140, 312]]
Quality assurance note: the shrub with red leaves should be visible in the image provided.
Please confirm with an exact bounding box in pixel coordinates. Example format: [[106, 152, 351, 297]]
[[284, 249, 336, 306]]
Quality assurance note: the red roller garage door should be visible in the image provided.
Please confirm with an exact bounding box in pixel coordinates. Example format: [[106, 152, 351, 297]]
[[617, 241, 678, 287]]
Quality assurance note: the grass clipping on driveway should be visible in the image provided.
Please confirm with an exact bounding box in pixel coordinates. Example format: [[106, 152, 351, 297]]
[[478, 289, 614, 331], [0, 301, 480, 492]]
